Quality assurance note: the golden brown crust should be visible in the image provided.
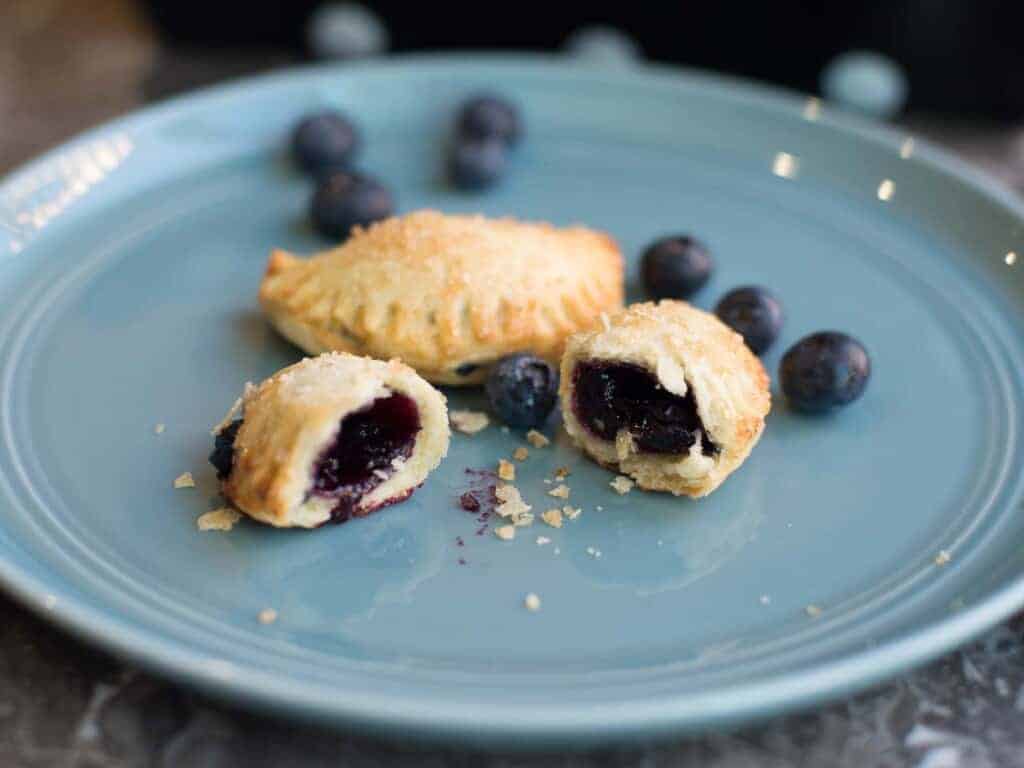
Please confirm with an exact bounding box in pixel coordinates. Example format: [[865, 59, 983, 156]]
[[259, 210, 624, 385], [221, 353, 449, 528], [559, 300, 770, 498]]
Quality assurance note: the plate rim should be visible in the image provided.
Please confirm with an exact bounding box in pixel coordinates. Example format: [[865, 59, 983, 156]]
[[2, 52, 1024, 746]]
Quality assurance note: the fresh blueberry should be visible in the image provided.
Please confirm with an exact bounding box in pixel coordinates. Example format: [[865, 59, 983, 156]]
[[485, 354, 559, 429], [715, 286, 784, 355], [209, 419, 242, 480], [641, 236, 713, 300], [291, 111, 360, 174], [780, 332, 871, 413], [456, 94, 522, 146], [311, 171, 394, 239], [449, 137, 508, 190]]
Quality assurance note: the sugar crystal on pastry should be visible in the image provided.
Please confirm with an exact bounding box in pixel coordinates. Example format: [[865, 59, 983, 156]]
[[561, 301, 770, 498], [209, 352, 449, 528]]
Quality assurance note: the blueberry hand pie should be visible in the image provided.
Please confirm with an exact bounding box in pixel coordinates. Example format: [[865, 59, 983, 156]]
[[560, 301, 770, 498], [209, 353, 449, 528], [259, 210, 623, 385]]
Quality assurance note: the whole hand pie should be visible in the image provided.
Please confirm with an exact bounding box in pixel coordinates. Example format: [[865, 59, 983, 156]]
[[259, 210, 623, 385], [560, 301, 770, 498], [209, 352, 449, 528]]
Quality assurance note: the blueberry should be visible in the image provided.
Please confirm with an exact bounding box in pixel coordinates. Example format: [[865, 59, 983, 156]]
[[485, 354, 559, 429], [291, 111, 360, 174], [311, 171, 394, 239], [449, 137, 508, 190], [641, 236, 713, 300], [715, 286, 784, 355], [209, 419, 242, 480], [780, 332, 871, 413], [457, 94, 522, 146]]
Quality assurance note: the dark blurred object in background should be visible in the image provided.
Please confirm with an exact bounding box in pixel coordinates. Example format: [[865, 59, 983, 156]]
[[141, 0, 1024, 118]]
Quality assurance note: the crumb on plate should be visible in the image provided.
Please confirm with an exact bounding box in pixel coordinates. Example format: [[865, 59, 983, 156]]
[[935, 550, 951, 566], [541, 509, 563, 528], [610, 476, 634, 495], [524, 593, 541, 612], [805, 604, 822, 618], [536, 536, 551, 546], [495, 484, 531, 524], [154, 423, 165, 434], [258, 608, 278, 625], [450, 409, 489, 434], [197, 507, 242, 531], [513, 446, 529, 461], [548, 484, 570, 499], [495, 525, 515, 541], [173, 472, 195, 489], [563, 506, 581, 521], [498, 459, 516, 481], [526, 430, 550, 448], [553, 466, 570, 480]]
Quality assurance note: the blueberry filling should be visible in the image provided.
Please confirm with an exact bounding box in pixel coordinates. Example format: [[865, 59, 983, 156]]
[[311, 393, 420, 522], [209, 419, 243, 480], [572, 362, 717, 456]]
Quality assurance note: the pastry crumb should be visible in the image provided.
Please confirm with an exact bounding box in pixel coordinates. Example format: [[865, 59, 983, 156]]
[[513, 512, 535, 528], [935, 550, 951, 566], [541, 509, 563, 528], [450, 410, 489, 434], [154, 423, 165, 434], [586, 546, 602, 559], [610, 476, 634, 495], [495, 525, 515, 541], [554, 547, 561, 555], [805, 604, 822, 618], [497, 459, 516, 481], [495, 484, 531, 523], [524, 593, 541, 612], [596, 505, 604, 512], [258, 608, 278, 625], [548, 484, 570, 499], [536, 536, 551, 546], [563, 506, 581, 521], [513, 446, 529, 461], [526, 430, 550, 448], [173, 472, 195, 489], [543, 478, 552, 485], [197, 507, 242, 531], [760, 595, 771, 605], [553, 466, 571, 480]]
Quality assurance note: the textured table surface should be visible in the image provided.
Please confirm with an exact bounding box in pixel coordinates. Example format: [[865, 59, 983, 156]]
[[4, 2, 1024, 766]]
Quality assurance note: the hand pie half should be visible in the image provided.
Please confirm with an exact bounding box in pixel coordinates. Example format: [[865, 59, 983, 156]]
[[560, 301, 770, 498], [209, 353, 449, 528], [259, 210, 623, 385]]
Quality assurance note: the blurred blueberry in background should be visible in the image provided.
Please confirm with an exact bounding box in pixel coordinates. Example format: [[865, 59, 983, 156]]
[[820, 50, 908, 119], [564, 25, 642, 68], [306, 2, 389, 60]]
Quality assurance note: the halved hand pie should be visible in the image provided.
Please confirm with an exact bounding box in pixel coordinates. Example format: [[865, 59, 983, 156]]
[[209, 353, 449, 528], [259, 210, 623, 385], [560, 301, 770, 498]]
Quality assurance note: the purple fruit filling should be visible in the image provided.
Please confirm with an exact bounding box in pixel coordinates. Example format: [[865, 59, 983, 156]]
[[311, 393, 420, 522], [573, 361, 717, 456]]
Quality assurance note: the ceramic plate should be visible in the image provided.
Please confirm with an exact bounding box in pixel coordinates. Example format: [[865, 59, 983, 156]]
[[2, 55, 1024, 746]]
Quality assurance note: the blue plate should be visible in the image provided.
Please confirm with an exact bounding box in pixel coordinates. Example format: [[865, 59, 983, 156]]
[[2, 55, 1024, 746]]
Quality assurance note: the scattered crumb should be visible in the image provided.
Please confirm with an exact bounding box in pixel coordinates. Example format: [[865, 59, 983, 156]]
[[554, 547, 561, 555], [258, 608, 278, 625], [657, 539, 663, 547], [935, 550, 951, 566], [541, 509, 564, 528], [805, 604, 822, 618], [495, 484, 531, 523], [596, 505, 603, 512], [563, 506, 581, 521], [513, 512, 535, 528], [543, 478, 552, 485], [553, 466, 571, 480], [173, 472, 195, 489], [513, 446, 529, 461], [610, 476, 634, 495], [760, 595, 771, 605], [586, 546, 602, 559], [536, 536, 551, 546], [450, 410, 489, 434], [197, 507, 242, 531], [548, 484, 570, 499], [526, 430, 550, 448], [495, 525, 515, 541], [497, 459, 516, 481], [524, 593, 541, 612], [154, 423, 165, 434]]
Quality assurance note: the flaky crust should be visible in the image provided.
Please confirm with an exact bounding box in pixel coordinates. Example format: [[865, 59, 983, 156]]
[[259, 210, 624, 385], [560, 301, 770, 498], [221, 353, 449, 528]]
